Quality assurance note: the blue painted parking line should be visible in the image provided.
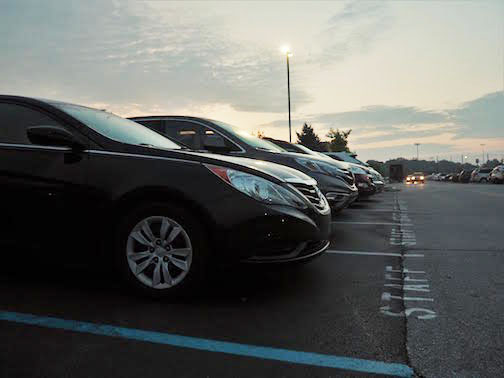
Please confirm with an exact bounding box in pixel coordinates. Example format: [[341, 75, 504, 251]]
[[0, 310, 413, 377]]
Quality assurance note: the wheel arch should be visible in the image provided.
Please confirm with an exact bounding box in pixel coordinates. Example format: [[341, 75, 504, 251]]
[[103, 186, 218, 256]]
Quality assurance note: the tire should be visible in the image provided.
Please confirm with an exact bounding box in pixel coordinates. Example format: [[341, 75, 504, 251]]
[[480, 178, 487, 183], [114, 202, 209, 298]]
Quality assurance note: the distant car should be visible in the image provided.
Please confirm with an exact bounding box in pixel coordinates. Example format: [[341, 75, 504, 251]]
[[364, 166, 385, 193], [451, 173, 459, 183], [264, 139, 384, 196], [323, 151, 369, 167], [458, 170, 472, 183], [471, 167, 492, 183], [406, 172, 425, 184], [489, 165, 504, 184]]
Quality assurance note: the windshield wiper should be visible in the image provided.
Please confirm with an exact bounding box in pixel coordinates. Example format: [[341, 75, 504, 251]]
[[255, 147, 275, 152]]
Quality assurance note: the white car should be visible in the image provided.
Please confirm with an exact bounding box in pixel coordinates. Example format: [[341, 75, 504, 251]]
[[489, 165, 504, 184], [470, 167, 492, 183]]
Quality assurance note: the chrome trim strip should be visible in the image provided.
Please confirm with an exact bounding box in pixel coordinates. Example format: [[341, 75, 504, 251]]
[[0, 143, 71, 151], [284, 177, 317, 186], [86, 149, 200, 164], [132, 117, 247, 154]]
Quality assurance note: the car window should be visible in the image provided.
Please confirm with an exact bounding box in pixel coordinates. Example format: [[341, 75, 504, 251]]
[[201, 127, 241, 151], [164, 120, 204, 150], [0, 102, 62, 144]]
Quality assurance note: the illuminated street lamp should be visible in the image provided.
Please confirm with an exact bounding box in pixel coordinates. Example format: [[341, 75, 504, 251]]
[[281, 46, 293, 142], [480, 144, 485, 166]]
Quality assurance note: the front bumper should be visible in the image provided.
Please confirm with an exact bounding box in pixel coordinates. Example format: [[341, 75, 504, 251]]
[[356, 182, 376, 196], [219, 202, 331, 264], [373, 181, 385, 192], [311, 173, 358, 211], [325, 187, 358, 210]]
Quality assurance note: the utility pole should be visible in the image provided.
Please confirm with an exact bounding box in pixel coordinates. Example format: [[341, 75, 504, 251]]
[[414, 143, 420, 160]]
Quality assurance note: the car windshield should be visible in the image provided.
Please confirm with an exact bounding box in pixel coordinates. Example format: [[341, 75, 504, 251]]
[[53, 103, 182, 149], [294, 144, 318, 155], [210, 120, 285, 152]]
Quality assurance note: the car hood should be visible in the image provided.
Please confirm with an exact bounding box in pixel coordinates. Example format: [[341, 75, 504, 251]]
[[173, 150, 317, 185], [277, 151, 350, 169]]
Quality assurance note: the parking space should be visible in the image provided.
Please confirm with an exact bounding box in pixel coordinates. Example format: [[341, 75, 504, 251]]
[[2, 184, 502, 377], [1, 190, 415, 377]]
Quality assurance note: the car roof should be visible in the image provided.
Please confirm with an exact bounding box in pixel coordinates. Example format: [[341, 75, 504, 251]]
[[129, 115, 212, 123], [0, 95, 100, 111]]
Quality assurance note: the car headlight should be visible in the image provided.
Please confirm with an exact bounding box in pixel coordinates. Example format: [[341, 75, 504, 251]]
[[420, 176, 424, 180], [207, 165, 307, 209], [295, 158, 347, 177]]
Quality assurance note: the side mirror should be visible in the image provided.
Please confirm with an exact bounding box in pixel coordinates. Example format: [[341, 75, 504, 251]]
[[203, 134, 231, 153], [27, 125, 84, 150]]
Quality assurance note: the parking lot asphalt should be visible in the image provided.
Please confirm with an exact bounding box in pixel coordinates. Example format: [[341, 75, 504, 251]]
[[1, 182, 503, 377]]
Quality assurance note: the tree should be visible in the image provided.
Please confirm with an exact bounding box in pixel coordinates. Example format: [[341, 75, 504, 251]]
[[296, 123, 321, 150], [367, 160, 386, 176], [254, 130, 266, 139], [326, 128, 351, 152]]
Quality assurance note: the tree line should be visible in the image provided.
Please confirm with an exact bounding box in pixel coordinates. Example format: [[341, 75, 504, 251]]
[[295, 122, 351, 152]]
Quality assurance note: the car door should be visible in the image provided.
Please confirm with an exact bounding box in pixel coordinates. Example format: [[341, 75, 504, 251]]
[[0, 101, 90, 252]]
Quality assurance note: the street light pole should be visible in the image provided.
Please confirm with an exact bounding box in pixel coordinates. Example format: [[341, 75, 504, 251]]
[[414, 143, 420, 160], [480, 144, 485, 166], [286, 53, 291, 142], [282, 46, 293, 142]]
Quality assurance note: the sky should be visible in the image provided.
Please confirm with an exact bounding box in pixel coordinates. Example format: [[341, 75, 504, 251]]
[[1, 0, 503, 163]]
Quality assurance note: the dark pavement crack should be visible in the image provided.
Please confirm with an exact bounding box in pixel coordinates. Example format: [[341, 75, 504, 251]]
[[395, 194, 426, 378]]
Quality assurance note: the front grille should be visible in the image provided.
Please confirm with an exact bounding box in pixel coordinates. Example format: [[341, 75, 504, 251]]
[[291, 183, 327, 211], [341, 170, 355, 185]]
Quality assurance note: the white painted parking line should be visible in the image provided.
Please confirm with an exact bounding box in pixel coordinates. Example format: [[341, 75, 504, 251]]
[[331, 221, 413, 226], [384, 283, 430, 292], [345, 209, 406, 212], [386, 266, 425, 274], [382, 293, 434, 302], [325, 250, 424, 257], [385, 274, 428, 282]]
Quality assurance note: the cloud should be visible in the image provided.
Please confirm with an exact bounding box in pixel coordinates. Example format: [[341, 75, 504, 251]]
[[0, 0, 310, 113], [309, 1, 392, 65], [312, 105, 447, 126], [449, 91, 504, 138], [261, 91, 504, 145]]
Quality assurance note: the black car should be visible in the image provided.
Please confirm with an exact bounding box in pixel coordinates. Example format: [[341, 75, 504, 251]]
[[266, 138, 377, 197], [0, 96, 331, 297], [458, 170, 472, 183], [130, 116, 359, 212]]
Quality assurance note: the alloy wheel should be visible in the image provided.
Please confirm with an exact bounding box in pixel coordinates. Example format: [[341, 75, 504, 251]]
[[126, 216, 193, 289]]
